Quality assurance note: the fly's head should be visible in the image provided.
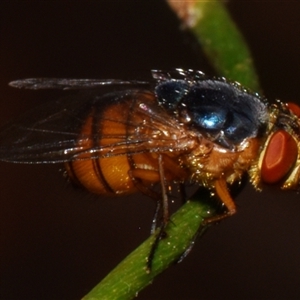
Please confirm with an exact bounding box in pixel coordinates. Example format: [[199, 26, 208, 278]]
[[250, 101, 300, 190]]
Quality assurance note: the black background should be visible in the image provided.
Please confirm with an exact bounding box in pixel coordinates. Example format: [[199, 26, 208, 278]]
[[1, 1, 300, 299]]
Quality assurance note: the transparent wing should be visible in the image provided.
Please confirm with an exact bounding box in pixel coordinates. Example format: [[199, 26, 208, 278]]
[[0, 89, 190, 164], [9, 69, 207, 90], [9, 78, 149, 90], [0, 92, 98, 163]]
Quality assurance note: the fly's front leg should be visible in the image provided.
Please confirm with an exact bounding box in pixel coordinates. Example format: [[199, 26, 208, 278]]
[[175, 180, 237, 264], [202, 178, 237, 225]]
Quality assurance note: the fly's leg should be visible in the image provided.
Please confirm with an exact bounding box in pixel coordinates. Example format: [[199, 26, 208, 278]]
[[158, 154, 169, 226], [128, 168, 163, 234], [175, 181, 236, 264], [202, 178, 237, 225], [127, 151, 163, 234], [146, 154, 170, 271], [176, 222, 209, 264], [128, 154, 188, 270], [150, 199, 161, 234], [129, 154, 171, 270]]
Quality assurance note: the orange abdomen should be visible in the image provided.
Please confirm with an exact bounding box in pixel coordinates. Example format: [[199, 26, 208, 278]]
[[65, 92, 188, 196]]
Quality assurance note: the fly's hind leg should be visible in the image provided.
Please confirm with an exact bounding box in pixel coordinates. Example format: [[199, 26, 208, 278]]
[[145, 154, 170, 271], [128, 167, 163, 234], [129, 154, 171, 271]]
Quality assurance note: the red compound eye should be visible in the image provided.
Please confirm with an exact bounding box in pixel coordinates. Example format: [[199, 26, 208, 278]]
[[287, 102, 300, 118], [261, 130, 298, 184]]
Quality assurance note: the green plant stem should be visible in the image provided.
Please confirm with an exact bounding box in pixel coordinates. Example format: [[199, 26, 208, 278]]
[[82, 189, 215, 300], [166, 0, 260, 91]]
